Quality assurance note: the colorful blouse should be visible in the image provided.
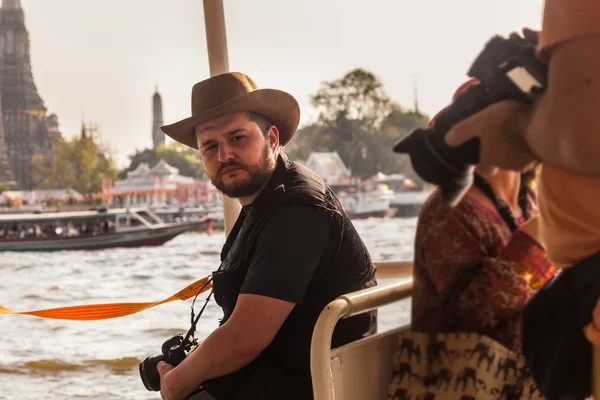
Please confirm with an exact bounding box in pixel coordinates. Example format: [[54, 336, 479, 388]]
[[411, 190, 556, 352]]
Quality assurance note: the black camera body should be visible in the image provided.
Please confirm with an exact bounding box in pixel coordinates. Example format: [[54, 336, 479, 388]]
[[139, 333, 199, 392], [393, 33, 548, 206]]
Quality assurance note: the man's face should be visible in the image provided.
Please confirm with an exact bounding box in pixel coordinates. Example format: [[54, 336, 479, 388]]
[[195, 112, 279, 199]]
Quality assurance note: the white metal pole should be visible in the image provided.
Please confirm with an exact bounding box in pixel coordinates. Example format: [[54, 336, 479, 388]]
[[202, 0, 241, 237]]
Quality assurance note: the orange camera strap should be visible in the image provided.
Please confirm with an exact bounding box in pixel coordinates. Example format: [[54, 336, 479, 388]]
[[0, 276, 212, 321]]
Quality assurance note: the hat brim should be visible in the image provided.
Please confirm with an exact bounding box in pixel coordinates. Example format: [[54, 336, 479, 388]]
[[160, 89, 300, 150]]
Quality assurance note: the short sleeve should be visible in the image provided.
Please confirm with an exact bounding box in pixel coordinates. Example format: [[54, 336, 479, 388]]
[[538, 0, 600, 60], [240, 204, 331, 304]]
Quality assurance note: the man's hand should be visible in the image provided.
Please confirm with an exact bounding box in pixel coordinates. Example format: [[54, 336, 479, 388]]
[[445, 100, 539, 171], [157, 361, 182, 400]]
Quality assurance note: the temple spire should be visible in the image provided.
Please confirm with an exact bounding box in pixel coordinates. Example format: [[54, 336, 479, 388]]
[[152, 88, 164, 149], [413, 76, 420, 114], [2, 0, 21, 9]]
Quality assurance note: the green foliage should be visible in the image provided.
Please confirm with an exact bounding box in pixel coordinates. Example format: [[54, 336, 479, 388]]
[[156, 143, 206, 179], [31, 136, 118, 193], [311, 68, 393, 129], [120, 142, 207, 180], [118, 148, 158, 179], [288, 68, 429, 179], [379, 107, 429, 183], [382, 107, 430, 138]]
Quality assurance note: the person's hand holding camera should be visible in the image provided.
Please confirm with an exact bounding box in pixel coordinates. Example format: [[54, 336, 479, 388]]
[[445, 28, 542, 172], [157, 361, 179, 400], [445, 99, 538, 171]]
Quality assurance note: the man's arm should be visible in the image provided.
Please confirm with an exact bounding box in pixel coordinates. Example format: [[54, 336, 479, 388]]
[[159, 293, 295, 399], [157, 204, 331, 400], [524, 34, 600, 174]]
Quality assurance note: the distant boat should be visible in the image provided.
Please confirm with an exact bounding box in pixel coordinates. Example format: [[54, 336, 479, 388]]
[[330, 183, 396, 219], [150, 204, 225, 231], [0, 207, 209, 252], [371, 173, 431, 217]]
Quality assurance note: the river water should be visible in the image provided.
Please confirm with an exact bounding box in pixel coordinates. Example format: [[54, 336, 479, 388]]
[[0, 217, 416, 399]]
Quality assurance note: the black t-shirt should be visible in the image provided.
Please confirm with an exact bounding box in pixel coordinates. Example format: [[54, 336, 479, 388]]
[[240, 203, 330, 303], [237, 203, 336, 395]]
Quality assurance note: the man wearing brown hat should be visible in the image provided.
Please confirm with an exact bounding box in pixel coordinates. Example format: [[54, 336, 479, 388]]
[[154, 72, 377, 400]]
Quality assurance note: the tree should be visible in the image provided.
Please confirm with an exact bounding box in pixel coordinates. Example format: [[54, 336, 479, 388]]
[[382, 107, 430, 139], [289, 67, 430, 179], [379, 107, 429, 183], [311, 68, 393, 129], [289, 116, 387, 177], [286, 124, 336, 161], [289, 68, 395, 175], [119, 142, 207, 180], [118, 148, 159, 179], [31, 136, 118, 193], [156, 143, 206, 179]]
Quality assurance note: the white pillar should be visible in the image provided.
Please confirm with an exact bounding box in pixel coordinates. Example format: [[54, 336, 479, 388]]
[[203, 0, 241, 237]]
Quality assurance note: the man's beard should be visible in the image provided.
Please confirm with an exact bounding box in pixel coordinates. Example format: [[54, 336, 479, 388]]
[[210, 145, 275, 199]]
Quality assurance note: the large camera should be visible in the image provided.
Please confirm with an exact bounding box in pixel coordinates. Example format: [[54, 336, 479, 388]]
[[139, 333, 199, 391], [393, 32, 548, 206]]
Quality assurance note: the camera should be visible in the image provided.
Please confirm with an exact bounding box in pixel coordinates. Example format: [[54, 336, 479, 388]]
[[139, 333, 199, 391], [393, 32, 548, 206]]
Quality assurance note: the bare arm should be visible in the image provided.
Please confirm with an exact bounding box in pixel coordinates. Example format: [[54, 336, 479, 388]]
[[163, 294, 295, 399], [525, 34, 600, 174]]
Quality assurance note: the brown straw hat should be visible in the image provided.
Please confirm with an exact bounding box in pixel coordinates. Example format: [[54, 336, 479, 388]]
[[161, 72, 301, 149]]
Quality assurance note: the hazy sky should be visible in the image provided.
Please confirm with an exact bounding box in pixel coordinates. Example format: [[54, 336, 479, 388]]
[[21, 0, 544, 167]]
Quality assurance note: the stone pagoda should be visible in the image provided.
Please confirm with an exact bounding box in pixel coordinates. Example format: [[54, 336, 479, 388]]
[[0, 0, 61, 189]]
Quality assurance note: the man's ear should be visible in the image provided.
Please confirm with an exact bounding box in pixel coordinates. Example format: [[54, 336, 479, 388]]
[[267, 125, 280, 151]]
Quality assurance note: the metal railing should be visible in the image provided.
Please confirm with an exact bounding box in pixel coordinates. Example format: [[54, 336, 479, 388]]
[[310, 261, 413, 400], [374, 260, 413, 279]]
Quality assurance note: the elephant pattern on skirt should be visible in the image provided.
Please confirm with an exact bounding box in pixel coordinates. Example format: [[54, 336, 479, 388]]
[[388, 331, 544, 400]]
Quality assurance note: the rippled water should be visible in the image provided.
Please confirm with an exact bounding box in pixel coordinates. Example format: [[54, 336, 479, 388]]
[[0, 217, 416, 400]]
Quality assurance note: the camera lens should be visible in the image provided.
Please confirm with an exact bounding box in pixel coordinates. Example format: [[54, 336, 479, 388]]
[[139, 354, 164, 391], [139, 335, 189, 392]]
